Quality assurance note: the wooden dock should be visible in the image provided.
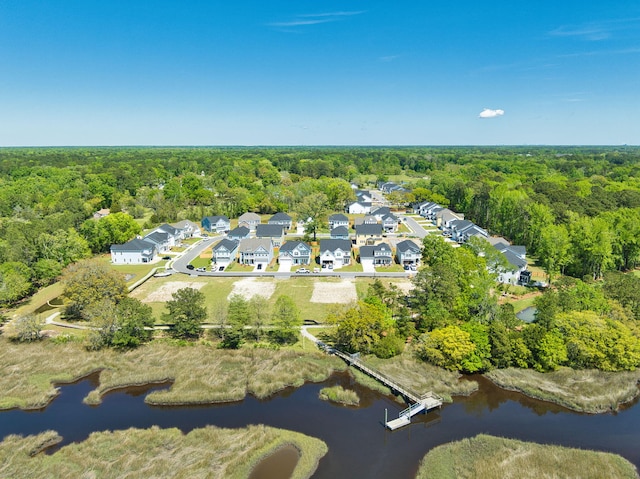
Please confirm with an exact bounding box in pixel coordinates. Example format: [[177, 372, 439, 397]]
[[327, 346, 443, 430]]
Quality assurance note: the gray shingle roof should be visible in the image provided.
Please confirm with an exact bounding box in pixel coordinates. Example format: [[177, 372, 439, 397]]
[[319, 239, 352, 253], [144, 231, 169, 244], [213, 239, 239, 252], [329, 213, 349, 222], [110, 238, 155, 252], [227, 226, 250, 238], [256, 224, 284, 237], [279, 240, 310, 254], [330, 226, 349, 237], [355, 223, 383, 236], [396, 239, 421, 253], [238, 238, 272, 253], [269, 212, 292, 222]]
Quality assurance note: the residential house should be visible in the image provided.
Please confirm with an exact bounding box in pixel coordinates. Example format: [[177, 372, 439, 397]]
[[201, 215, 230, 233], [492, 242, 528, 284], [328, 213, 349, 230], [238, 212, 261, 231], [143, 231, 170, 253], [212, 239, 239, 265], [256, 224, 285, 247], [319, 239, 352, 270], [110, 238, 156, 264], [347, 201, 372, 215], [238, 238, 273, 266], [93, 208, 110, 220], [435, 209, 463, 230], [227, 226, 250, 242], [172, 220, 201, 238], [449, 220, 488, 243], [268, 212, 293, 230], [278, 240, 312, 266], [396, 239, 421, 266], [155, 223, 182, 246], [371, 206, 391, 220], [423, 204, 443, 221], [355, 190, 373, 203], [412, 201, 436, 215], [360, 243, 393, 266], [353, 215, 378, 227], [381, 213, 399, 233], [330, 226, 350, 240], [355, 223, 384, 246]]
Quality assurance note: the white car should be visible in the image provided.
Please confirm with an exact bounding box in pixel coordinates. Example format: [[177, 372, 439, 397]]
[[296, 268, 311, 274]]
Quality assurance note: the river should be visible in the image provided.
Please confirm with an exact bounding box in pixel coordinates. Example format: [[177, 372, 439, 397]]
[[1, 372, 639, 478]]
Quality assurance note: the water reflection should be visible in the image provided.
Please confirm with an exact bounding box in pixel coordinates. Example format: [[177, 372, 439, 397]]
[[0, 371, 638, 479]]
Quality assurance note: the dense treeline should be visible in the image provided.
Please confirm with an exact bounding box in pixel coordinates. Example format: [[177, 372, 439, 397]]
[[0, 146, 639, 308]]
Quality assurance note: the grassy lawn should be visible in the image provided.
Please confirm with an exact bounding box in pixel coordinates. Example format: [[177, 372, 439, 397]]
[[189, 256, 211, 268], [10, 282, 65, 319], [224, 262, 254, 272], [416, 434, 638, 479], [507, 295, 538, 313], [0, 426, 328, 479], [376, 264, 405, 273], [338, 262, 363, 272]]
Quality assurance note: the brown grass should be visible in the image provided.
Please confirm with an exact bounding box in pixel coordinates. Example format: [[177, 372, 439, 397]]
[[0, 425, 328, 479], [486, 367, 640, 413], [416, 434, 638, 479], [0, 338, 346, 410]]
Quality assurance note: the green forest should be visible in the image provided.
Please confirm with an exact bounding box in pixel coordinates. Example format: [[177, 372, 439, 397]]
[[1, 146, 639, 374]]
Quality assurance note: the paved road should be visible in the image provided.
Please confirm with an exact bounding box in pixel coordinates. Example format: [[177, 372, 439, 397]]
[[399, 214, 430, 239]]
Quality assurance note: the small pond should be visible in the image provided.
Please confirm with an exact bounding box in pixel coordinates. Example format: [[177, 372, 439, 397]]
[[516, 306, 537, 323]]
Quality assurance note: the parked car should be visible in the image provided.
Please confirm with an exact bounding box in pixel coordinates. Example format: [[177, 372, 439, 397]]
[[186, 264, 195, 270], [296, 268, 310, 274], [162, 256, 171, 260], [218, 266, 225, 271], [211, 265, 218, 272], [195, 267, 206, 272]]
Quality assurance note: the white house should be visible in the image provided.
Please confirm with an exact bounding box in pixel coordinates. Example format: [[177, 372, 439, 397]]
[[328, 213, 349, 230], [360, 243, 393, 266], [212, 239, 239, 265], [268, 212, 293, 230], [110, 238, 156, 264], [143, 231, 171, 253], [319, 239, 352, 270], [201, 215, 231, 233], [238, 212, 261, 231], [396, 239, 421, 266], [347, 201, 372, 215]]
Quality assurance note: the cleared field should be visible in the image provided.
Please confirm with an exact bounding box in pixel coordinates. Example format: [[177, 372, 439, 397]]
[[416, 434, 638, 479], [310, 279, 358, 304], [228, 277, 276, 300], [0, 425, 328, 479]]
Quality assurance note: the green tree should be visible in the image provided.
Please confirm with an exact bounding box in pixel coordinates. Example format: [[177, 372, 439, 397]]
[[12, 314, 44, 342], [0, 262, 32, 306], [62, 260, 128, 319], [296, 192, 329, 241], [271, 294, 301, 344], [417, 325, 478, 372], [538, 224, 572, 282], [248, 295, 270, 341], [111, 297, 155, 348], [328, 300, 392, 354], [165, 287, 207, 340]]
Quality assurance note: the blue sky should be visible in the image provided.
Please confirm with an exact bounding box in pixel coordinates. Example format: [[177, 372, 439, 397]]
[[1, 1, 639, 146]]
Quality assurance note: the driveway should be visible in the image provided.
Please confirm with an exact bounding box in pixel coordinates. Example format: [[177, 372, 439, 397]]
[[361, 259, 375, 273], [278, 262, 292, 272]]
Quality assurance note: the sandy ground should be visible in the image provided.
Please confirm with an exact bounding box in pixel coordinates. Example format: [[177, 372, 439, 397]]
[[138, 281, 206, 303], [228, 278, 276, 300], [392, 281, 415, 294], [310, 280, 358, 304]]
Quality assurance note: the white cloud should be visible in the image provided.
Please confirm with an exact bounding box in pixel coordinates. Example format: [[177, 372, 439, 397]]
[[479, 108, 505, 119]]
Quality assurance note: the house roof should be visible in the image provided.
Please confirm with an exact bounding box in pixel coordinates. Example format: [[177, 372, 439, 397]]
[[509, 245, 526, 257], [110, 238, 155, 253], [372, 206, 391, 216], [501, 249, 527, 270], [348, 201, 372, 209], [381, 213, 398, 222], [329, 213, 349, 222], [436, 209, 462, 222], [213, 239, 239, 252], [355, 223, 383, 236], [269, 212, 292, 222], [238, 212, 261, 222], [144, 231, 169, 244], [172, 220, 199, 231], [330, 226, 349, 237], [280, 240, 311, 254], [361, 243, 392, 258], [319, 239, 352, 253], [157, 223, 180, 236], [238, 238, 272, 253], [227, 226, 250, 238], [396, 239, 421, 253], [203, 215, 230, 224], [256, 224, 284, 238]]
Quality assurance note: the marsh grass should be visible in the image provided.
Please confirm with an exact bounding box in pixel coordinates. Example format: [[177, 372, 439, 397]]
[[0, 425, 328, 479], [486, 367, 640, 413], [349, 367, 393, 396], [319, 385, 360, 406], [365, 350, 478, 402], [416, 434, 639, 479], [0, 338, 346, 410]]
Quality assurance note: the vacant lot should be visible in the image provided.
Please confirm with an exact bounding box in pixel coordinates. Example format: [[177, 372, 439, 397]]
[[136, 280, 206, 303], [310, 279, 358, 304], [228, 278, 276, 300]]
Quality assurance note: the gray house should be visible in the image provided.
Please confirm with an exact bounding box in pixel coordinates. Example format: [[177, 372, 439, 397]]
[[238, 238, 273, 266], [360, 243, 393, 266], [238, 212, 261, 231], [143, 231, 170, 253], [268, 212, 292, 230], [279, 240, 312, 266], [201, 215, 231, 233], [330, 226, 350, 240], [212, 239, 239, 265], [227, 226, 250, 241], [256, 224, 285, 247], [396, 239, 421, 266]]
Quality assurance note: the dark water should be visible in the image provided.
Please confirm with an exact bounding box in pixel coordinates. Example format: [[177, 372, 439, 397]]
[[516, 306, 537, 323], [249, 445, 299, 479], [1, 372, 639, 479]]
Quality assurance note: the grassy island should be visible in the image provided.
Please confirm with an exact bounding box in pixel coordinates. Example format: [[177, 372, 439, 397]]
[[0, 425, 327, 479], [416, 434, 639, 479], [319, 385, 360, 406]]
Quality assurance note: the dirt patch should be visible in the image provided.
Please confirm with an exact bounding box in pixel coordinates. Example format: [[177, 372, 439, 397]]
[[138, 281, 206, 303], [310, 280, 357, 304], [228, 278, 276, 300], [393, 281, 414, 294]]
